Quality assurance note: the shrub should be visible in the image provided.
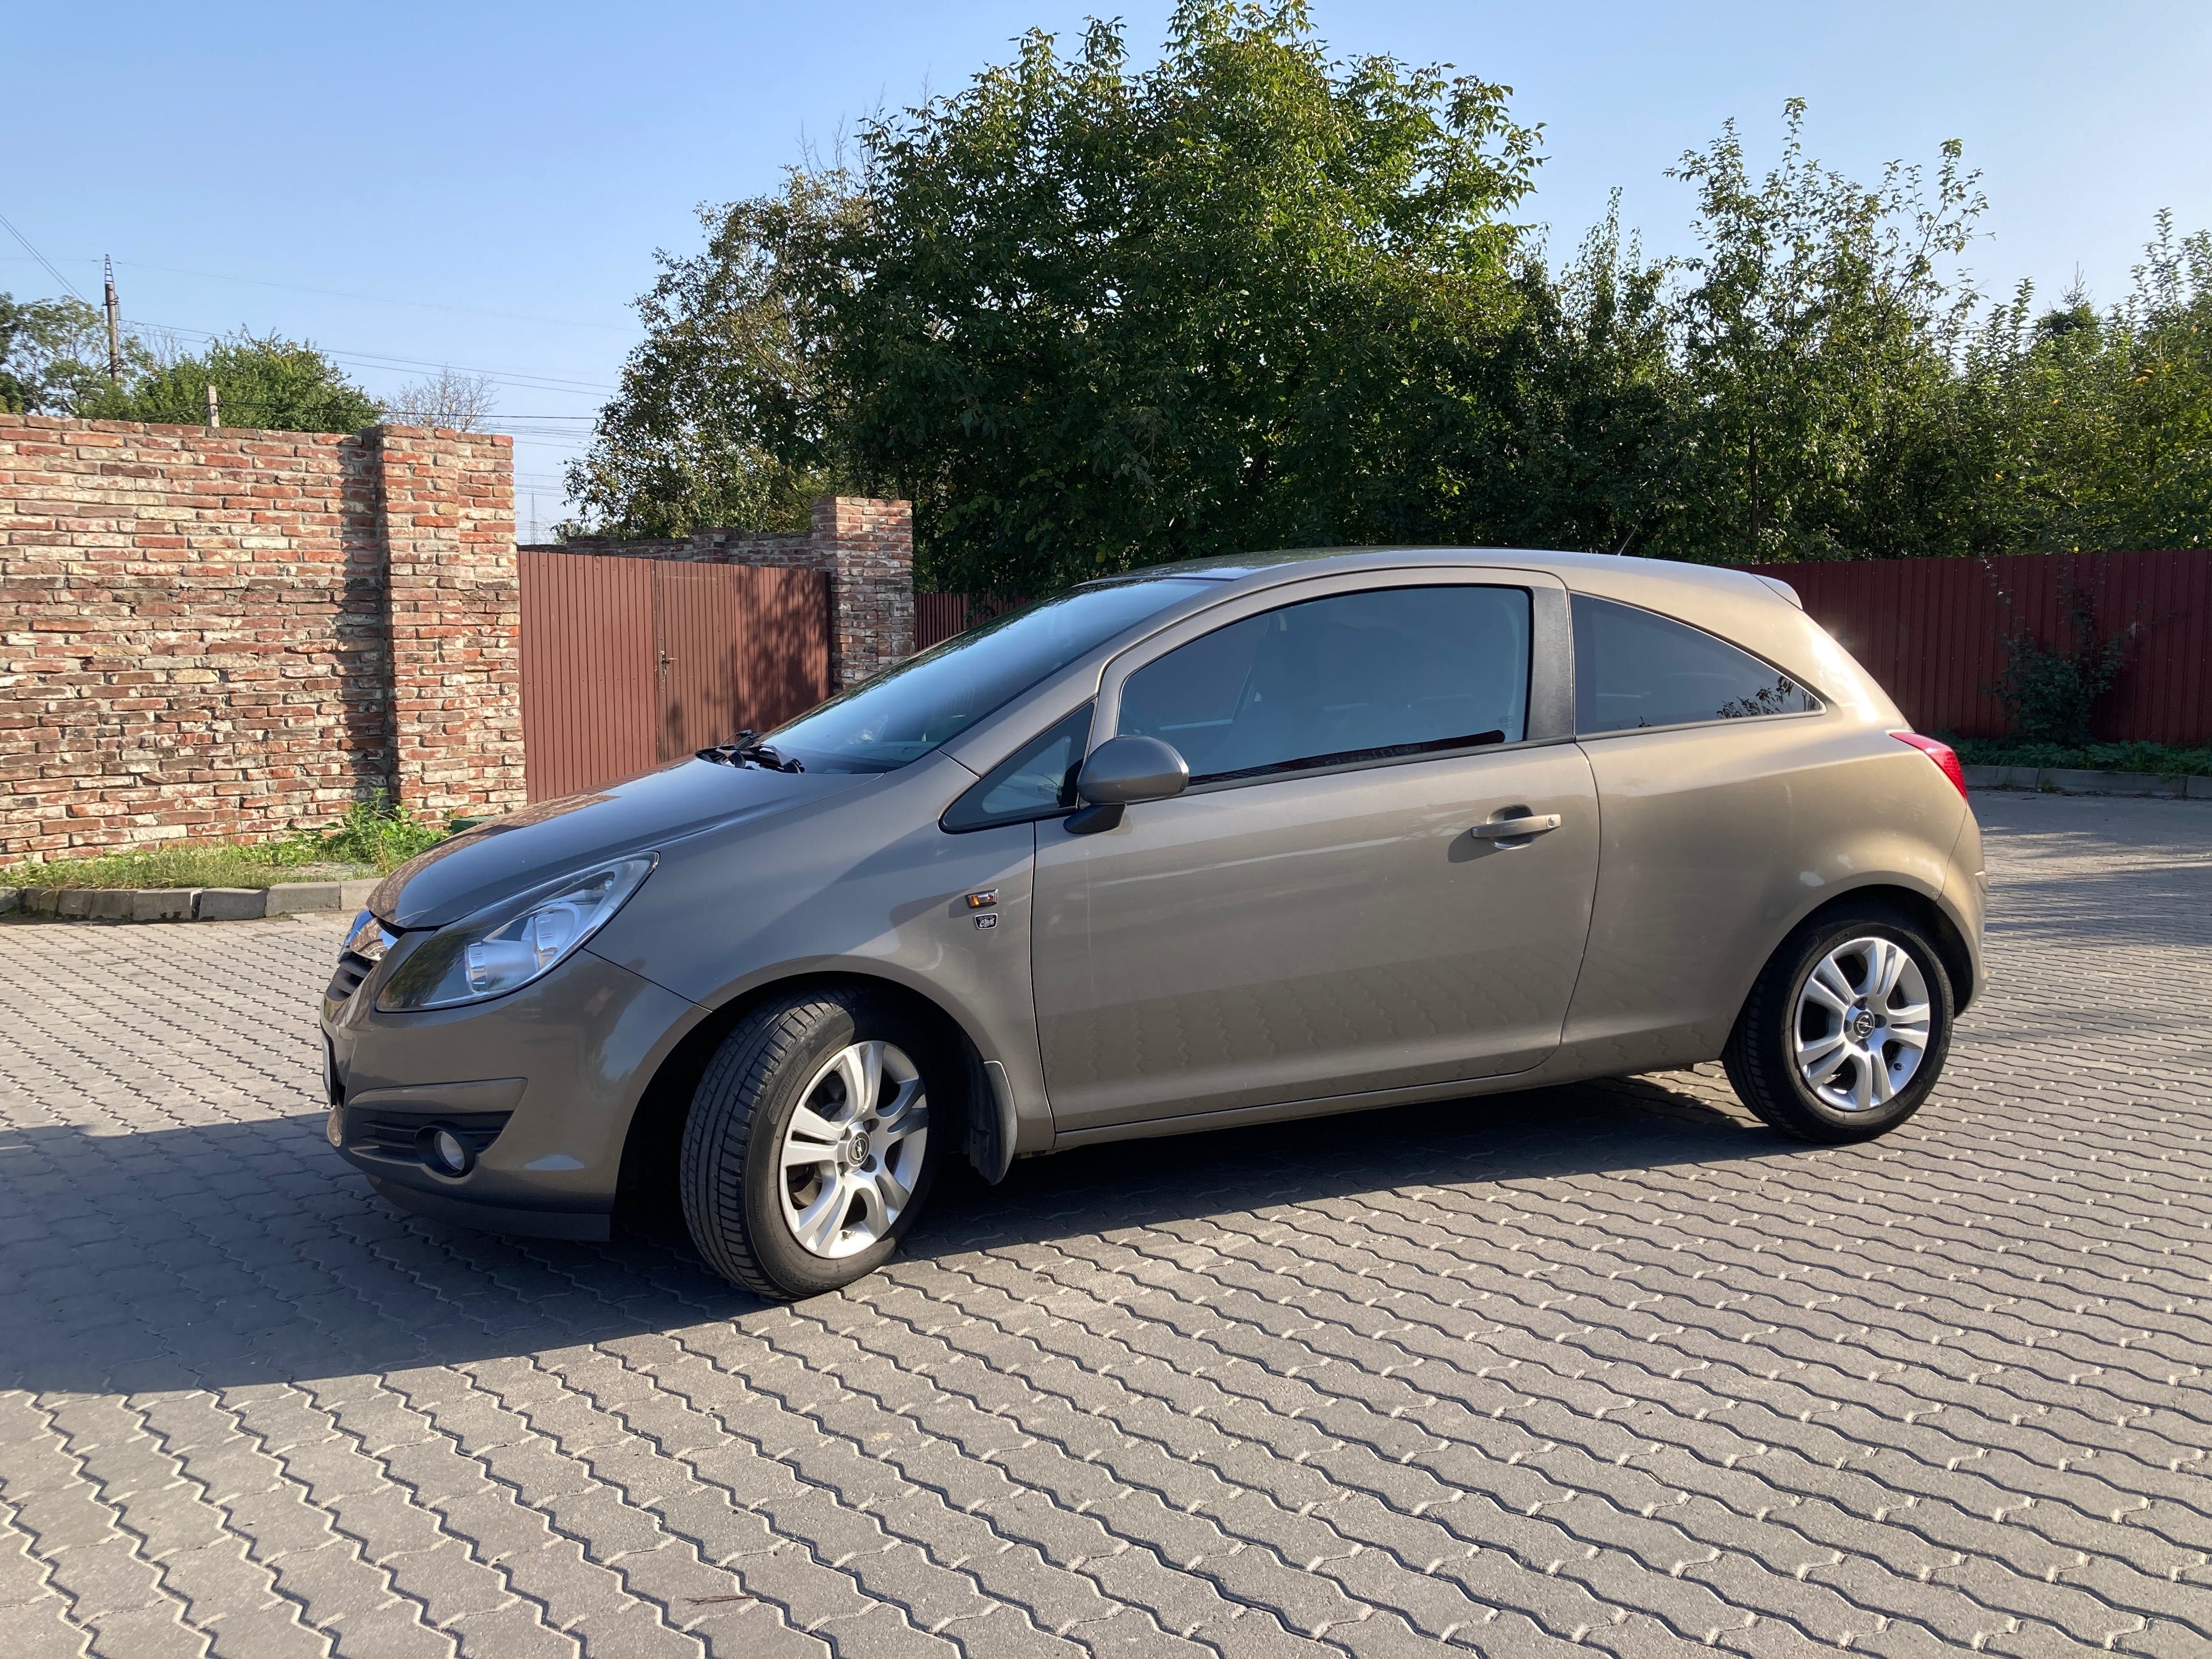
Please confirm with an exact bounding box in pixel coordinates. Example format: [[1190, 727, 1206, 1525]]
[[1996, 589, 2131, 746]]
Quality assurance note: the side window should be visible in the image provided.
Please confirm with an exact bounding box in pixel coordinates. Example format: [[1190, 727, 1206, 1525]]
[[1573, 596, 1818, 733], [941, 706, 1092, 831], [1118, 585, 1531, 785]]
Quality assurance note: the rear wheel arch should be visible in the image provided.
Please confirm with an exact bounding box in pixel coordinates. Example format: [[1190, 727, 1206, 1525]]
[[613, 970, 989, 1235], [1723, 885, 1965, 1143], [1784, 884, 1976, 1015]]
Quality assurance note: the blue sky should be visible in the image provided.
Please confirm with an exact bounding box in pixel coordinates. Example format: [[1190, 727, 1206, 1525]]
[[10, 1, 2208, 529]]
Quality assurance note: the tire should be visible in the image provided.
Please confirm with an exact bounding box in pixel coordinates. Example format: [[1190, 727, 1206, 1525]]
[[1723, 906, 1955, 1144], [679, 990, 945, 1298]]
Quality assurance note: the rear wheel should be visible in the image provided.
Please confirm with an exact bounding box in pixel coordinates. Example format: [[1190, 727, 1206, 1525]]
[[680, 990, 943, 1298], [1723, 908, 1955, 1143]]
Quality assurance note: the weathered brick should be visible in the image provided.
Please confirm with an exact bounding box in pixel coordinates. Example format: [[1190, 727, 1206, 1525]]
[[0, 414, 527, 857]]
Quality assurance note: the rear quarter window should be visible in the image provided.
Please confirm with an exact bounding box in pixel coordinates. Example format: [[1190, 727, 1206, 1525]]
[[1573, 595, 1818, 734]]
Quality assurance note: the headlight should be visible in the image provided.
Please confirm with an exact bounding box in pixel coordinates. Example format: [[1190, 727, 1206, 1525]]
[[374, 856, 655, 1012]]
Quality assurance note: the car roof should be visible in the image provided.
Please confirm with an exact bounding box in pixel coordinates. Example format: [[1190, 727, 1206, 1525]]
[[1099, 545, 1795, 607]]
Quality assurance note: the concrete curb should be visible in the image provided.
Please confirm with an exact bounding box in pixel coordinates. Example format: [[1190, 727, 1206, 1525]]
[[0, 878, 379, 923], [1963, 765, 2212, 798]]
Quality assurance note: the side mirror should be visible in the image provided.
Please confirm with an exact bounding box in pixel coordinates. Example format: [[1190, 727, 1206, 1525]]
[[1066, 735, 1189, 833]]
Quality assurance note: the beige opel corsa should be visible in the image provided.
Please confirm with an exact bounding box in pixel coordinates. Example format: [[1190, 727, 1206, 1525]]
[[322, 549, 1985, 1298]]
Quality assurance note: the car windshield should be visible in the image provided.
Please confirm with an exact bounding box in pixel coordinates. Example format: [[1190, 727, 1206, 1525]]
[[757, 578, 1215, 773]]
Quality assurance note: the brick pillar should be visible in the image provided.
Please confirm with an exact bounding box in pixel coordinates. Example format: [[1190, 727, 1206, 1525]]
[[812, 496, 915, 686], [375, 426, 527, 818]]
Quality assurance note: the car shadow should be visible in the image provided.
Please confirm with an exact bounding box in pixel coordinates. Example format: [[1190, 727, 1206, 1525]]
[[2, 1071, 1787, 1398]]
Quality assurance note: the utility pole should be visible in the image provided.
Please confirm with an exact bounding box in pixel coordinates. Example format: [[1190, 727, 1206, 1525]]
[[205, 382, 219, 430], [103, 256, 122, 384]]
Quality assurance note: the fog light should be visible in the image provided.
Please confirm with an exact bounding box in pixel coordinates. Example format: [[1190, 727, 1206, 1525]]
[[423, 1126, 473, 1177]]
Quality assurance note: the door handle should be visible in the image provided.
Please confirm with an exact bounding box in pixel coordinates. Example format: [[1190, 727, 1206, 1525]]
[[1471, 813, 1561, 840]]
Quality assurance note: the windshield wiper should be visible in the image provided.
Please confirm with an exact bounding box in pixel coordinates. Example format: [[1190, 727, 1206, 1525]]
[[737, 742, 803, 773], [694, 731, 805, 772], [696, 731, 755, 768]]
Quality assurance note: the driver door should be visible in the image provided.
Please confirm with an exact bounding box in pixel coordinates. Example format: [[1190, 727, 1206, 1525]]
[[1031, 572, 1600, 1136]]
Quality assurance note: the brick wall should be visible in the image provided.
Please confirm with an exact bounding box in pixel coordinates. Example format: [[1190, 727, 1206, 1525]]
[[539, 496, 914, 687], [377, 429, 527, 816], [0, 414, 525, 860]]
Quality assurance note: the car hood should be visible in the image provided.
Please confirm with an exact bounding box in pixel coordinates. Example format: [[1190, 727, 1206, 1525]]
[[368, 758, 872, 929]]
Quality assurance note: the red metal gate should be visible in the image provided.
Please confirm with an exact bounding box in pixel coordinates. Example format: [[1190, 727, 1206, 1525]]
[[520, 550, 832, 801]]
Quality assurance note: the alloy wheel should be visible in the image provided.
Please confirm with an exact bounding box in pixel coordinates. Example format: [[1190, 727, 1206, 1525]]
[[776, 1040, 929, 1259], [1793, 936, 1933, 1113]]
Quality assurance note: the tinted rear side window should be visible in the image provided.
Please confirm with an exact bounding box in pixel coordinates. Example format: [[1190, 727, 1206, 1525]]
[[1573, 595, 1816, 733], [1119, 585, 1531, 783]]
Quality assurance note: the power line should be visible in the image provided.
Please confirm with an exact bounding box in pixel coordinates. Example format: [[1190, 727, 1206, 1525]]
[[0, 211, 89, 303], [118, 258, 633, 332], [4, 251, 633, 332], [121, 315, 620, 395]]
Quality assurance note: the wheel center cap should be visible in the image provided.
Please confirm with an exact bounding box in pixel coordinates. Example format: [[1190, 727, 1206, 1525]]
[[1850, 1007, 1877, 1040], [845, 1130, 871, 1164]]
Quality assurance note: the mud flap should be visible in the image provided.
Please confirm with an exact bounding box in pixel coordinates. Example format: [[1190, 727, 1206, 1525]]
[[966, 1058, 1018, 1185]]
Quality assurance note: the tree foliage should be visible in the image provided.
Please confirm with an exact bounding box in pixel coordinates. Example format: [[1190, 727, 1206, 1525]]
[[575, 2, 2212, 584], [0, 300, 384, 435], [387, 366, 498, 432], [0, 294, 156, 415], [100, 334, 383, 433], [565, 170, 861, 537], [822, 4, 1540, 591], [575, 0, 1542, 580]]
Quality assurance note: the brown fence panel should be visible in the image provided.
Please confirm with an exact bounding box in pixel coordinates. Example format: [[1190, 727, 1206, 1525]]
[[916, 591, 1029, 651], [522, 552, 832, 802], [1734, 549, 2212, 743], [519, 548, 656, 802], [653, 562, 832, 760], [732, 563, 834, 735], [915, 592, 970, 651]]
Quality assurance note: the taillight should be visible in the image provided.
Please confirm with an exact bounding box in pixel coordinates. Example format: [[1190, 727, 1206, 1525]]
[[1893, 731, 1967, 799]]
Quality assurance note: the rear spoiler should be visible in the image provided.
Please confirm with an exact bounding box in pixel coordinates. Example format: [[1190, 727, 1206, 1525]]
[[1752, 574, 1803, 608]]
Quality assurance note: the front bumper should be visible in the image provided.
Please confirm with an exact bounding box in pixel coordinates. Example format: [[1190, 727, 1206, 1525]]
[[321, 940, 702, 1234]]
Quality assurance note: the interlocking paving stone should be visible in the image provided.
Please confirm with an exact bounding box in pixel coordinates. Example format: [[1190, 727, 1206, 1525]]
[[2, 791, 2208, 1655]]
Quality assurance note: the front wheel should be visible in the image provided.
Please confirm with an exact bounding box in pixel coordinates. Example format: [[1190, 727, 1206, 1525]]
[[680, 991, 944, 1297], [1723, 909, 1956, 1144]]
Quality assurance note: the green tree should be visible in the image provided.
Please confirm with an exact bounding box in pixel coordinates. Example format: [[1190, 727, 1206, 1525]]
[[0, 292, 156, 415], [1960, 216, 2212, 552], [1458, 202, 1681, 556], [1647, 100, 1989, 563], [583, 42, 2212, 578], [100, 332, 383, 433], [578, 1, 1541, 589], [565, 168, 863, 538]]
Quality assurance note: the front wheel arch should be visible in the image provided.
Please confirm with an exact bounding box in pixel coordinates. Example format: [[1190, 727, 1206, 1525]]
[[613, 971, 988, 1238]]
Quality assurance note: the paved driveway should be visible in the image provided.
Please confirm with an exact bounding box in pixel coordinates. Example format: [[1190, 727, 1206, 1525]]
[[3, 793, 2208, 1657]]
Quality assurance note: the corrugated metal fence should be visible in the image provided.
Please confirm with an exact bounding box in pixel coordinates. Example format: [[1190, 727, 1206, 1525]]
[[1734, 549, 2211, 743], [520, 550, 831, 801], [915, 591, 1029, 651]]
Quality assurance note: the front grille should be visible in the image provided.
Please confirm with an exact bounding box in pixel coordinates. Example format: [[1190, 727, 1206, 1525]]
[[326, 949, 376, 1003], [343, 1109, 513, 1167]]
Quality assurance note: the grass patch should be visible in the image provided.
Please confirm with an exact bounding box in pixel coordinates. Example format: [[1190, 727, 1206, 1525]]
[[1, 796, 457, 890], [1945, 738, 2212, 777]]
